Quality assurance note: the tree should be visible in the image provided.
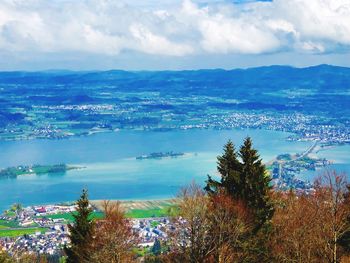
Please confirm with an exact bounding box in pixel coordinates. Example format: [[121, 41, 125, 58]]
[[171, 183, 255, 263], [206, 137, 274, 231], [271, 191, 320, 263], [339, 184, 350, 254], [312, 171, 350, 263], [205, 138, 274, 262], [238, 137, 274, 231], [65, 189, 95, 263], [152, 239, 162, 256], [206, 192, 253, 263], [90, 200, 136, 263], [271, 171, 350, 263], [205, 140, 241, 195], [0, 250, 14, 263], [169, 182, 212, 263]]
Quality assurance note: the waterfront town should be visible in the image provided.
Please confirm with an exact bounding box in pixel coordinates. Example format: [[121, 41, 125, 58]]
[[1, 108, 349, 146]]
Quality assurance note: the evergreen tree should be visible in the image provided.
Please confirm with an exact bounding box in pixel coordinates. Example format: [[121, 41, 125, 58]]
[[205, 137, 274, 231], [238, 137, 274, 231], [205, 138, 274, 262], [205, 140, 241, 195], [65, 189, 94, 263], [152, 238, 162, 256]]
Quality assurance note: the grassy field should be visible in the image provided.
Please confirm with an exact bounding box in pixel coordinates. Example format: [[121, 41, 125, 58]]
[[125, 205, 177, 218], [150, 221, 160, 228], [92, 199, 178, 219], [0, 219, 19, 228], [5, 211, 16, 217], [0, 228, 47, 238], [40, 207, 173, 221]]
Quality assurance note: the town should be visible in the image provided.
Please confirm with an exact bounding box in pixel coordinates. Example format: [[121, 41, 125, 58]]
[[269, 141, 331, 191], [0, 203, 177, 258]]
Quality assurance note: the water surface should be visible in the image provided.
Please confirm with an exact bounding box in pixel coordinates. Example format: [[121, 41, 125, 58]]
[[1, 129, 346, 211]]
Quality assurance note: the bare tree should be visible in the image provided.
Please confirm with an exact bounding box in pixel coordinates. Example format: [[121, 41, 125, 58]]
[[271, 171, 350, 263], [168, 182, 212, 263], [312, 170, 350, 263], [91, 200, 137, 263], [206, 192, 252, 263], [271, 191, 320, 263], [168, 183, 253, 263]]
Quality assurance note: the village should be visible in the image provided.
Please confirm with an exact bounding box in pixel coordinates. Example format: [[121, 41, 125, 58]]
[[0, 203, 176, 257]]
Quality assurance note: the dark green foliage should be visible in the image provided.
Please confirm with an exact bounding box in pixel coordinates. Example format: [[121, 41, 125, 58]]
[[152, 239, 162, 256], [205, 138, 275, 263], [239, 138, 274, 231], [206, 137, 274, 231], [205, 140, 241, 195], [64, 189, 94, 263]]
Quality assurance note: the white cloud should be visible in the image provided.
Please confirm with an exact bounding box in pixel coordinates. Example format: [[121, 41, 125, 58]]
[[0, 0, 349, 58], [130, 24, 193, 56]]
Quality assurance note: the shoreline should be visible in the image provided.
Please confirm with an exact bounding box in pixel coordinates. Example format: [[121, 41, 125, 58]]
[[0, 127, 294, 142], [1, 198, 177, 215]]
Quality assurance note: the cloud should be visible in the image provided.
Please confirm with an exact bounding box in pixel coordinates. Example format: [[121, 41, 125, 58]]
[[180, 0, 280, 54], [130, 24, 193, 56], [0, 0, 349, 59]]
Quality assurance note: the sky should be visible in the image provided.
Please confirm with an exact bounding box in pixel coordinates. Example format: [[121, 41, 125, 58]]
[[0, 0, 349, 70]]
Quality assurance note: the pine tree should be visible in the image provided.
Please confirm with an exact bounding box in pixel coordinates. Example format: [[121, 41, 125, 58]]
[[205, 137, 274, 231], [65, 189, 95, 263], [238, 137, 274, 231], [152, 238, 162, 256], [205, 140, 241, 195]]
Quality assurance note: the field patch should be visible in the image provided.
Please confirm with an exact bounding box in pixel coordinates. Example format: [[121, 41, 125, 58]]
[[0, 219, 19, 228], [0, 228, 47, 238], [91, 199, 178, 219]]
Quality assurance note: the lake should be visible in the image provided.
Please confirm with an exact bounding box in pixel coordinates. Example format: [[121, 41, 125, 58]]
[[0, 129, 349, 212]]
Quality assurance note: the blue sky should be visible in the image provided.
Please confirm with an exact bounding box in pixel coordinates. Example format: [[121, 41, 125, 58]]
[[0, 0, 349, 70]]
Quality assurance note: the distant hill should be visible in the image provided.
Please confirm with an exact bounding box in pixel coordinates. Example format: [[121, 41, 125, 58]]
[[0, 64, 349, 94], [0, 64, 349, 138]]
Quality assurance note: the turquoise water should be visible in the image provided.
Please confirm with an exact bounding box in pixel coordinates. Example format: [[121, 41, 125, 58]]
[[0, 129, 345, 211], [298, 145, 350, 182]]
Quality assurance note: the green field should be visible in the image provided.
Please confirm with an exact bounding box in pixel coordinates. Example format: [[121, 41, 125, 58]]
[[5, 211, 16, 217], [0, 219, 19, 228], [42, 207, 173, 221], [125, 206, 176, 218], [0, 228, 47, 238], [150, 221, 160, 228]]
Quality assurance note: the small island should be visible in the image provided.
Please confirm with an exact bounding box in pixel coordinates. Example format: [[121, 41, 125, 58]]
[[136, 151, 185, 160], [0, 164, 81, 178]]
